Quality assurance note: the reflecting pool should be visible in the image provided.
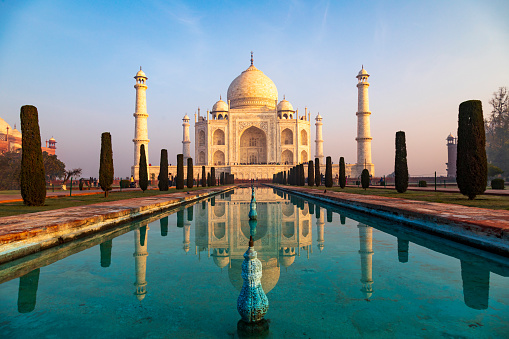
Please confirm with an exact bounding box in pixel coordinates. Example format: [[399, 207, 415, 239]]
[[0, 187, 508, 338]]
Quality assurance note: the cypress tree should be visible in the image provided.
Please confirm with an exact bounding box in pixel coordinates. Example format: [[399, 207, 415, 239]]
[[283, 171, 287, 185], [158, 149, 169, 191], [308, 160, 314, 187], [99, 132, 114, 197], [176, 154, 184, 189], [187, 157, 194, 188], [325, 156, 333, 187], [201, 166, 206, 187], [20, 105, 46, 206], [457, 100, 487, 200], [220, 172, 225, 185], [315, 158, 320, 186], [395, 131, 409, 193], [339, 157, 346, 189], [211, 167, 216, 186], [139, 144, 148, 192], [207, 172, 211, 186], [300, 164, 305, 186], [361, 169, 370, 190]]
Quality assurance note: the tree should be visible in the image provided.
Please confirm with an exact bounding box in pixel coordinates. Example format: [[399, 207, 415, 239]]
[[488, 163, 504, 178], [220, 172, 224, 185], [99, 132, 114, 197], [395, 131, 409, 193], [62, 168, 83, 186], [201, 166, 206, 187], [211, 167, 216, 186], [485, 87, 509, 176], [176, 154, 184, 189], [325, 156, 332, 187], [361, 169, 370, 190], [315, 158, 320, 186], [457, 100, 487, 200], [158, 149, 169, 191], [339, 157, 346, 189], [0, 152, 22, 189], [42, 152, 65, 181], [187, 158, 194, 188], [20, 105, 46, 206], [308, 160, 314, 187], [207, 171, 211, 186], [139, 144, 148, 192]]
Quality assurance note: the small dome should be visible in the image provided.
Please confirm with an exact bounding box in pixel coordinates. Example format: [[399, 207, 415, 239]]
[[49, 137, 56, 142], [447, 133, 454, 139], [213, 254, 230, 268], [135, 67, 147, 78], [277, 98, 294, 112], [212, 99, 228, 112], [316, 113, 322, 120], [357, 66, 369, 77], [280, 254, 296, 267], [11, 128, 21, 139], [0, 118, 12, 135], [183, 114, 190, 120]]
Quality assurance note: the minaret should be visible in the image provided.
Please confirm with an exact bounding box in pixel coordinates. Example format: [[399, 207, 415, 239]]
[[358, 222, 374, 299], [356, 66, 374, 176], [315, 113, 324, 163], [182, 114, 191, 163], [316, 208, 325, 252], [134, 224, 149, 301], [133, 67, 149, 179], [446, 133, 457, 178]]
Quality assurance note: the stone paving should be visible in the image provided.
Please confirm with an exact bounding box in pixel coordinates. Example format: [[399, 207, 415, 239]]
[[270, 185, 509, 257], [0, 186, 235, 265], [347, 184, 509, 196]]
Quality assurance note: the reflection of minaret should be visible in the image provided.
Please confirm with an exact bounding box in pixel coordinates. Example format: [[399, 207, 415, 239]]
[[18, 268, 40, 313], [100, 239, 113, 267], [160, 217, 168, 236], [134, 225, 149, 301], [316, 208, 325, 252], [397, 238, 409, 263], [183, 208, 191, 253], [461, 260, 489, 310], [358, 223, 374, 299]]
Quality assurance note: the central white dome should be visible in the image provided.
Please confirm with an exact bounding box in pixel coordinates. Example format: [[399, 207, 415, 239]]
[[227, 64, 278, 109]]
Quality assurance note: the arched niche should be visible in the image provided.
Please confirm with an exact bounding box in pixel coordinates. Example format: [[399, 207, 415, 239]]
[[282, 150, 293, 165], [239, 126, 267, 164], [213, 129, 225, 145], [282, 128, 293, 145]]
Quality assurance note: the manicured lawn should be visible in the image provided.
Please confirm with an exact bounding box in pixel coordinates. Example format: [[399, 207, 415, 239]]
[[287, 185, 509, 210], [0, 186, 217, 217]]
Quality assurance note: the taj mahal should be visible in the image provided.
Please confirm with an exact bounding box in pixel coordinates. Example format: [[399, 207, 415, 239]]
[[131, 54, 374, 181]]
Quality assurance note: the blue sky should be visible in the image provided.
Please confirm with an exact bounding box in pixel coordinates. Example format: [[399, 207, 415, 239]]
[[1, 0, 508, 177]]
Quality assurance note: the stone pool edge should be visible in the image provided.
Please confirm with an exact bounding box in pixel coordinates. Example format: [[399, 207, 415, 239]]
[[268, 185, 509, 257], [0, 186, 236, 265]]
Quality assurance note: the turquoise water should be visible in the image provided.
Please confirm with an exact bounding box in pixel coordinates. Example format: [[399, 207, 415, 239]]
[[0, 187, 508, 338]]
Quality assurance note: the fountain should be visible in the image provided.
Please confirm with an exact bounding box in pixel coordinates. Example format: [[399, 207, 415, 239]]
[[248, 185, 257, 220], [237, 236, 269, 323]]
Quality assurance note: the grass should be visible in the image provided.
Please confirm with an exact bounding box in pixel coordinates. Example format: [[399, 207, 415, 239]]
[[0, 186, 219, 217], [285, 185, 509, 210]]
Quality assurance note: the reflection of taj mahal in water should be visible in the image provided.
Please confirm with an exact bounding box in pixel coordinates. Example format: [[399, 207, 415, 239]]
[[10, 189, 504, 314]]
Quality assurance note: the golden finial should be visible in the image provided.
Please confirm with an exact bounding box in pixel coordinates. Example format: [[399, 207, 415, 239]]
[[140, 66, 142, 70], [251, 51, 253, 66]]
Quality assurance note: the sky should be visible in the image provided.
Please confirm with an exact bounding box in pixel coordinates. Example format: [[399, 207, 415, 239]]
[[0, 0, 508, 178]]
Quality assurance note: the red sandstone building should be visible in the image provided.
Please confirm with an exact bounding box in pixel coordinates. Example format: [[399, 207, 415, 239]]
[[0, 117, 56, 155]]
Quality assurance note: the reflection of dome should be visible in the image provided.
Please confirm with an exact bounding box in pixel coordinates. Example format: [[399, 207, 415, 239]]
[[136, 293, 146, 301], [212, 99, 228, 112], [229, 257, 280, 293], [0, 118, 12, 134], [213, 248, 230, 268], [279, 247, 296, 267], [277, 98, 294, 112], [227, 63, 278, 109]]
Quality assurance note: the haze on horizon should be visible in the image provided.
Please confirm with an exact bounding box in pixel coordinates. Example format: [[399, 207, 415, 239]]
[[0, 0, 507, 178]]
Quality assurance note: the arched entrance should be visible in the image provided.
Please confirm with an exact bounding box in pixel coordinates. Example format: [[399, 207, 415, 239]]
[[240, 126, 267, 164], [214, 150, 225, 165], [282, 150, 293, 165]]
